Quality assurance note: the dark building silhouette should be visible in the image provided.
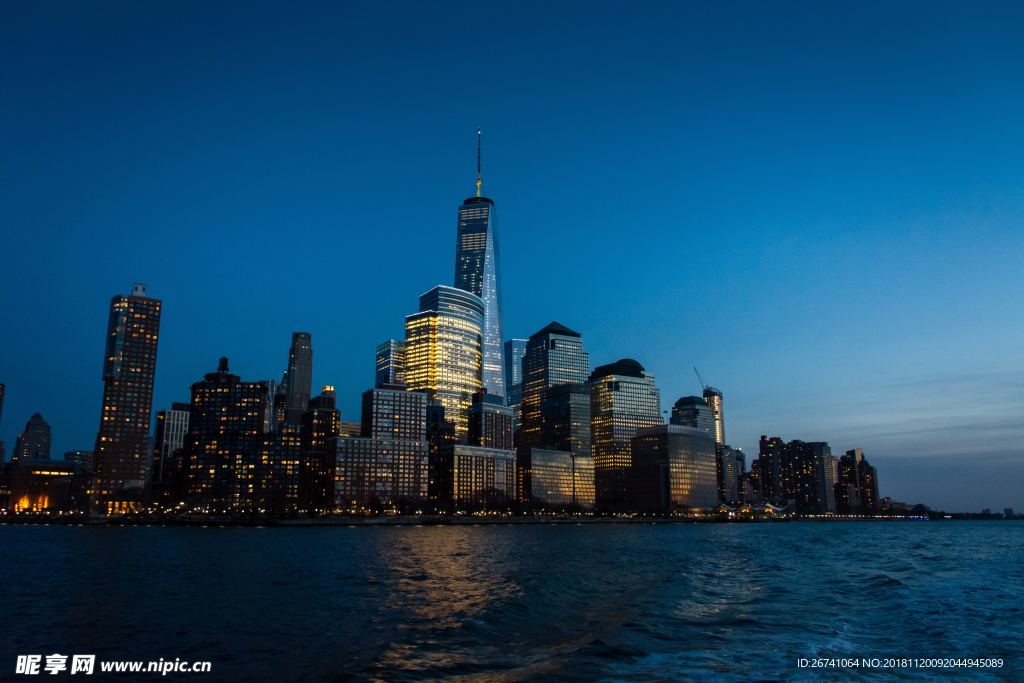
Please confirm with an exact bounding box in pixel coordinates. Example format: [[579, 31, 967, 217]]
[[282, 332, 313, 425], [835, 448, 879, 514], [7, 460, 88, 512], [13, 413, 52, 463], [185, 358, 268, 511], [754, 435, 786, 504], [63, 450, 94, 473], [454, 130, 505, 399], [152, 402, 189, 499], [299, 386, 341, 510], [589, 358, 662, 510], [670, 396, 714, 433], [92, 283, 161, 512]]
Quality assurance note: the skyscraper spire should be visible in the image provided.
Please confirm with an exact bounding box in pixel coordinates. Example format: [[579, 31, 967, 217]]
[[475, 127, 483, 198]]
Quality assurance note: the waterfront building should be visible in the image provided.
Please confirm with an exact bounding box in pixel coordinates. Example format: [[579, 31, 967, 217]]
[[403, 285, 484, 440], [92, 283, 161, 512], [435, 444, 516, 512], [375, 340, 406, 387], [184, 357, 268, 511], [718, 445, 744, 505], [755, 435, 786, 505], [13, 413, 52, 463], [588, 358, 663, 510], [152, 403, 189, 493], [703, 386, 725, 447], [468, 391, 514, 450], [835, 448, 879, 513], [631, 425, 719, 512], [7, 460, 88, 512], [454, 130, 505, 399], [299, 386, 341, 510], [332, 385, 428, 510], [282, 332, 313, 425], [519, 448, 595, 510], [255, 424, 303, 512], [669, 396, 714, 433]]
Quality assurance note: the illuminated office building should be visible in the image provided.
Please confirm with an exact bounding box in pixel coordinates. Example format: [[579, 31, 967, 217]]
[[454, 130, 504, 399], [521, 448, 595, 510], [670, 396, 714, 433], [13, 413, 52, 463], [519, 322, 590, 450], [92, 283, 161, 512], [588, 358, 662, 510], [375, 339, 406, 387], [403, 285, 484, 440], [184, 357, 268, 511], [702, 386, 725, 446], [631, 425, 719, 512], [255, 424, 303, 512], [282, 332, 313, 425]]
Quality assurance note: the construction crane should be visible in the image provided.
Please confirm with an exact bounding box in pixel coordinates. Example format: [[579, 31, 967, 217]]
[[693, 366, 707, 391]]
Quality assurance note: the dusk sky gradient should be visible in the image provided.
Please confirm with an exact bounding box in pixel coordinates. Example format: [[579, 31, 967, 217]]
[[2, 1, 1022, 511]]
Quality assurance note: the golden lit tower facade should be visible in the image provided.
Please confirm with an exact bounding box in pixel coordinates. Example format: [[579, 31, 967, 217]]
[[93, 283, 161, 512], [403, 285, 484, 441], [703, 386, 725, 447], [588, 358, 663, 510]]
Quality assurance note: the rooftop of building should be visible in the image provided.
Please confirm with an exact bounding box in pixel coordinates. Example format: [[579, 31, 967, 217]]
[[590, 358, 646, 379], [530, 321, 581, 339]]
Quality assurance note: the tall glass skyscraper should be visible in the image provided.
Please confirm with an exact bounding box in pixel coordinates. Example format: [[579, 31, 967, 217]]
[[283, 332, 313, 424], [520, 322, 591, 450], [454, 131, 505, 400], [403, 285, 484, 440]]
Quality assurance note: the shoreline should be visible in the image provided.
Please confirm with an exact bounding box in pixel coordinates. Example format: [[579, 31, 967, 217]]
[[2, 513, 1007, 527]]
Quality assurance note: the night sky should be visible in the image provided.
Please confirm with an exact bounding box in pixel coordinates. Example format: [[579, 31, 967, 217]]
[[2, 1, 1022, 512]]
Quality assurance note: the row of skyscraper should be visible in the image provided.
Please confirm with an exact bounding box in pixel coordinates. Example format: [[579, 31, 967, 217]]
[[0, 132, 882, 516]]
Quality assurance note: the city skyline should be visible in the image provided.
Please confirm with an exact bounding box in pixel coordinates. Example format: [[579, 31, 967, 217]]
[[2, 2, 1023, 512]]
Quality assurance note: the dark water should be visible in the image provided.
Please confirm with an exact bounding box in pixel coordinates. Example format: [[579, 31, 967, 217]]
[[1, 521, 1021, 681]]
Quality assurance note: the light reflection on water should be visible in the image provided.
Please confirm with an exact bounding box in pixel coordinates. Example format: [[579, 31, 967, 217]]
[[1, 522, 1021, 681]]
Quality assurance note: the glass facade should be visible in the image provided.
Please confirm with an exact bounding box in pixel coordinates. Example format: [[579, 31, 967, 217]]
[[446, 444, 516, 512], [520, 322, 590, 450], [524, 448, 594, 510], [588, 359, 663, 509], [403, 286, 484, 441], [374, 339, 406, 388], [631, 425, 719, 512], [454, 197, 505, 399]]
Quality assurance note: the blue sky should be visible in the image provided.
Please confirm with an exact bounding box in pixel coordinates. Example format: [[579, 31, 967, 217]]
[[1, 1, 1022, 511]]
